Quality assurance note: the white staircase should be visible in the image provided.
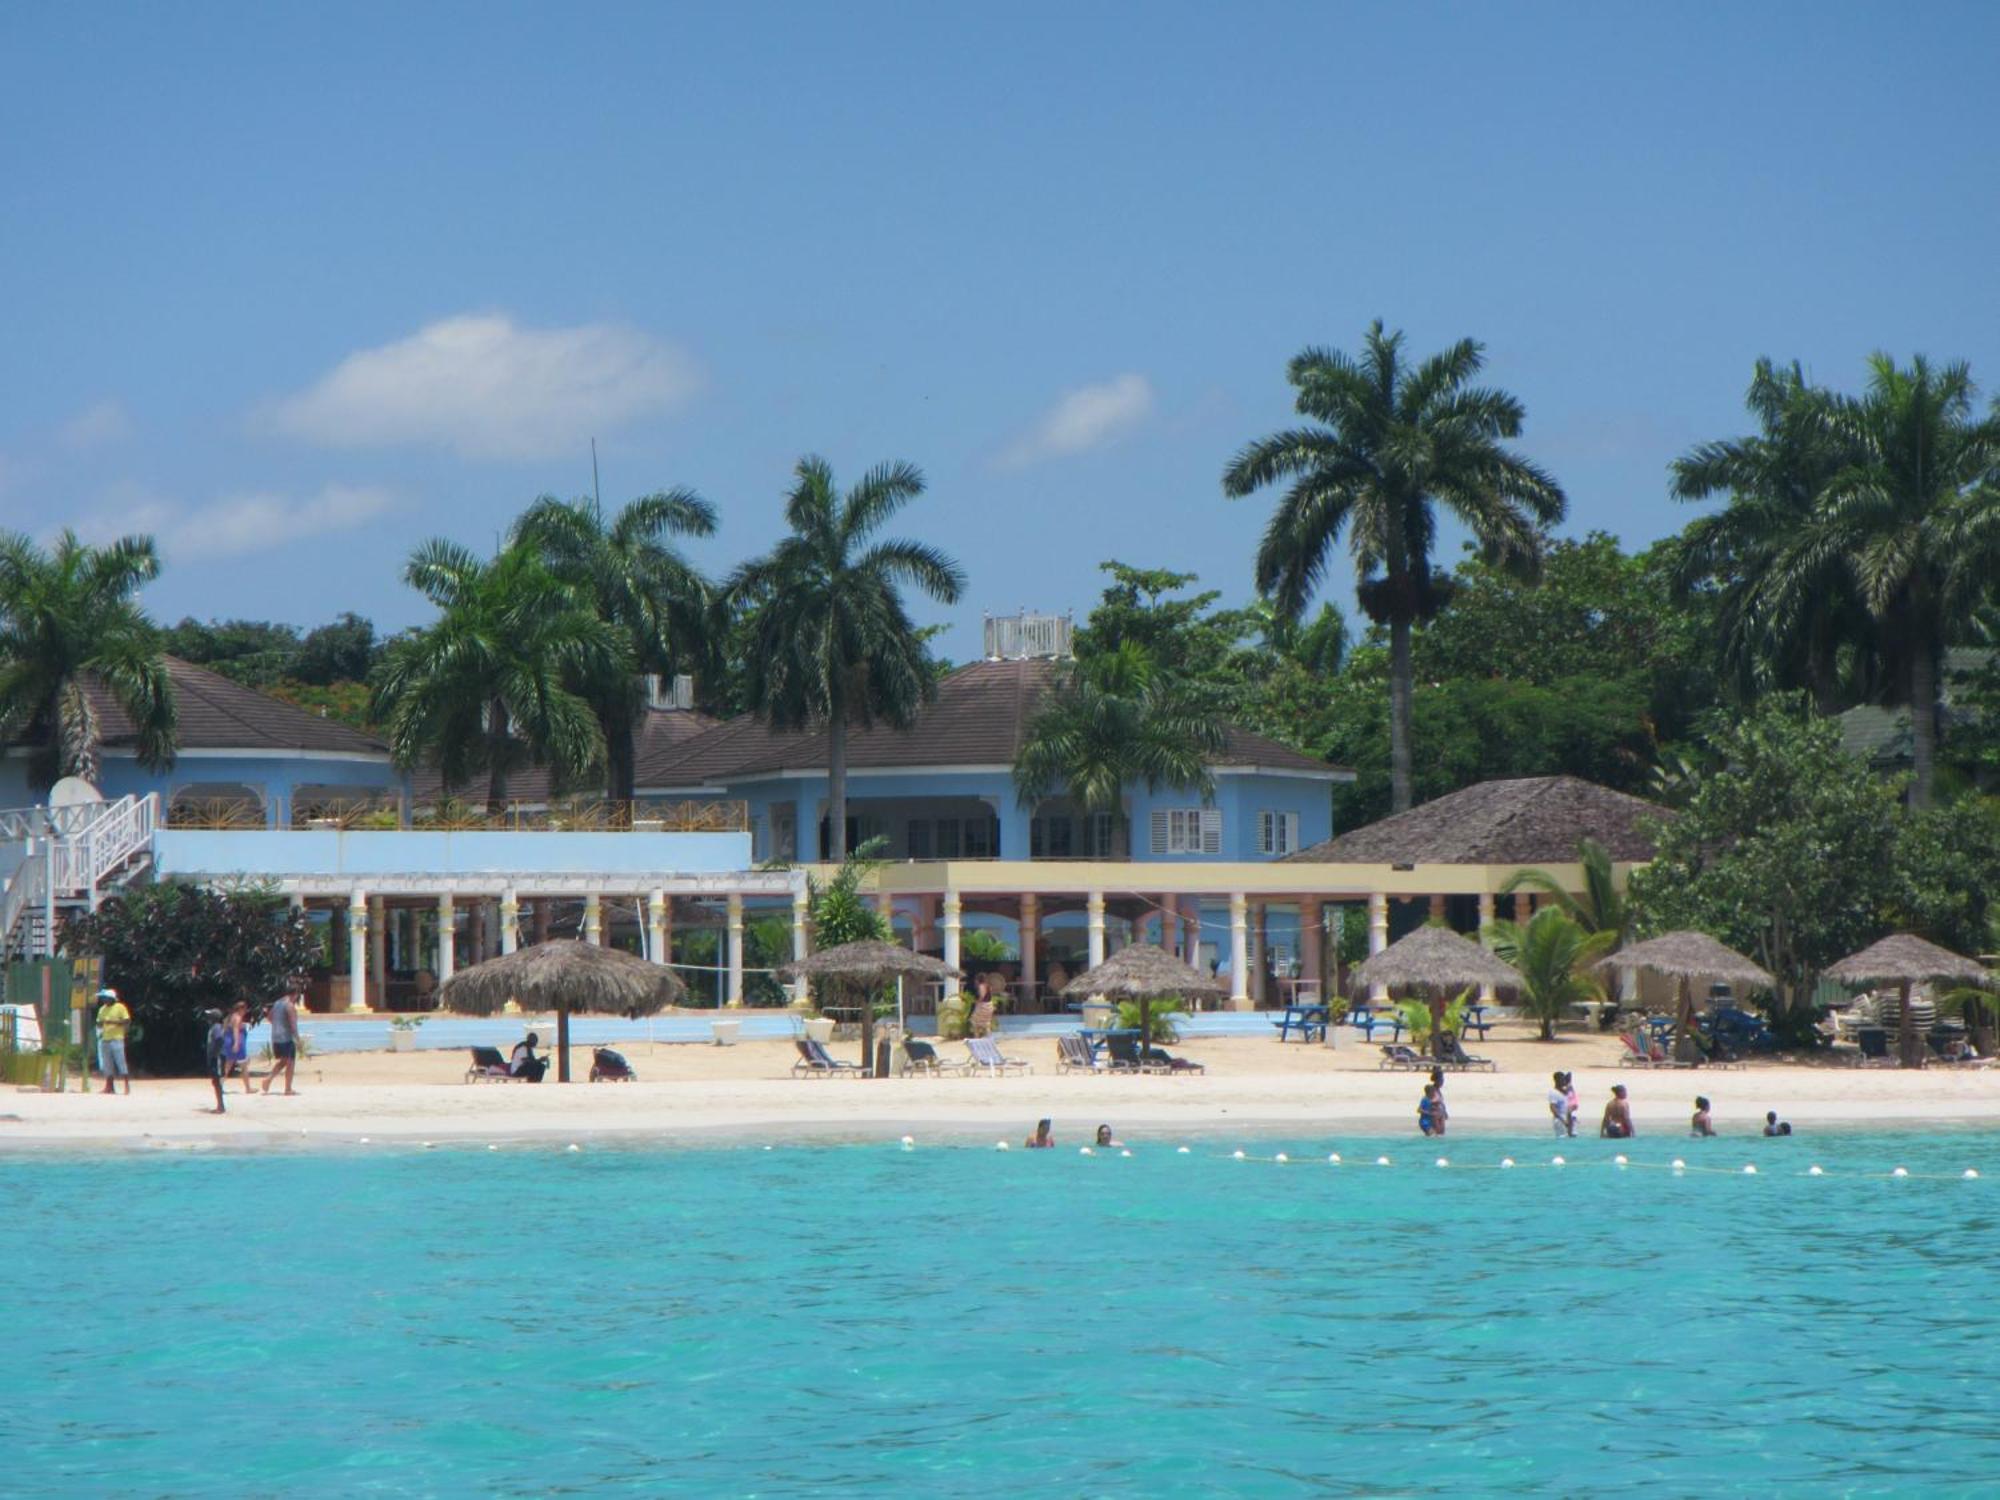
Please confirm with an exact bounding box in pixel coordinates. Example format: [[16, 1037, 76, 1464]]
[[0, 794, 159, 959]]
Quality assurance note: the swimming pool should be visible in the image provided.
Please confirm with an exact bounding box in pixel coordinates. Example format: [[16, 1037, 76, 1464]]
[[5, 1131, 1995, 1496]]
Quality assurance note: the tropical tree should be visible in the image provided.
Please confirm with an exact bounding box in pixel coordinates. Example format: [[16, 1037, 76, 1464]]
[[371, 540, 621, 813], [513, 488, 719, 803], [1484, 906, 1617, 1041], [0, 529, 176, 789], [1012, 641, 1228, 847], [731, 457, 964, 860], [1810, 355, 2000, 806], [1223, 321, 1566, 812], [805, 836, 893, 1067], [1499, 838, 1633, 943], [1671, 359, 1875, 713]]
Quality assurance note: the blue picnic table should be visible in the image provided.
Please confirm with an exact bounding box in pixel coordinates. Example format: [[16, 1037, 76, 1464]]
[[1460, 1004, 1493, 1041], [1345, 1006, 1406, 1043], [1272, 1004, 1329, 1043]]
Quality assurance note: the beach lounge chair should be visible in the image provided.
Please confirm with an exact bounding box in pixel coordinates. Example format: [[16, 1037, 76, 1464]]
[[1378, 1044, 1425, 1071], [1141, 1043, 1204, 1074], [1056, 1034, 1106, 1075], [588, 1046, 637, 1082], [1618, 1030, 1681, 1069], [900, 1036, 969, 1077], [1103, 1033, 1149, 1074], [964, 1036, 1032, 1076], [465, 1046, 524, 1083], [792, 1037, 865, 1078], [1854, 1028, 1897, 1069], [1436, 1032, 1497, 1072]]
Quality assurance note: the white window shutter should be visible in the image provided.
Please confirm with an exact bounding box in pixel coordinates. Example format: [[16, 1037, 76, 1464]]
[[1201, 808, 1222, 854], [1150, 808, 1169, 855], [1283, 812, 1299, 854]]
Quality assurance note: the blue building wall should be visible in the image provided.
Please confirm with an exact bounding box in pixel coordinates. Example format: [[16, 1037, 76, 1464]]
[[155, 827, 753, 879], [0, 750, 405, 826]]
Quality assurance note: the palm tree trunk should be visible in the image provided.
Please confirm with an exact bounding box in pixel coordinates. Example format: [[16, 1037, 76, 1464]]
[[605, 708, 637, 808], [1388, 616, 1415, 814], [827, 713, 848, 861], [485, 699, 511, 816], [1909, 647, 1937, 808]]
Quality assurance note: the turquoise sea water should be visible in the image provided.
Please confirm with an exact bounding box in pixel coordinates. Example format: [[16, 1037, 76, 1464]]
[[6, 1130, 1998, 1497]]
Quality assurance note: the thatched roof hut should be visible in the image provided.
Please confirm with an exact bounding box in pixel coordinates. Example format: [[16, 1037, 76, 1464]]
[[1826, 934, 1996, 1068], [1347, 925, 1523, 997], [1284, 775, 1666, 867], [435, 940, 687, 1082], [1062, 943, 1227, 1047], [1597, 931, 1773, 1058]]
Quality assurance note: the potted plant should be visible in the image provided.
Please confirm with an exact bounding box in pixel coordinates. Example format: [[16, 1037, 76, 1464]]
[[389, 1015, 424, 1052]]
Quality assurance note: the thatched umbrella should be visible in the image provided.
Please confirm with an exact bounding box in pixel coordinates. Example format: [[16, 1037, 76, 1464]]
[[779, 940, 960, 1077], [1063, 942, 1228, 1051], [1597, 931, 1774, 1060], [436, 940, 687, 1082], [1348, 926, 1523, 1058], [1826, 934, 1997, 1068]]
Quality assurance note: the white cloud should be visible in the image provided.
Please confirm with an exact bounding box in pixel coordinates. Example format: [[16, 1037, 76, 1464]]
[[265, 313, 701, 460], [1000, 373, 1155, 468], [77, 483, 393, 560], [58, 399, 134, 451]]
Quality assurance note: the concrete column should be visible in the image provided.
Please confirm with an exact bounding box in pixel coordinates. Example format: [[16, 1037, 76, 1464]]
[[942, 893, 963, 981], [1019, 894, 1039, 1002], [1229, 892, 1250, 1009], [1478, 891, 1497, 1002], [1086, 891, 1106, 970], [725, 893, 745, 1007], [584, 894, 603, 947], [533, 897, 550, 945], [1300, 898, 1323, 999], [501, 889, 520, 955], [347, 890, 370, 1013], [646, 890, 666, 964], [436, 893, 456, 984], [1368, 891, 1389, 1001], [1251, 902, 1269, 1005], [368, 897, 386, 1007], [790, 888, 811, 1007]]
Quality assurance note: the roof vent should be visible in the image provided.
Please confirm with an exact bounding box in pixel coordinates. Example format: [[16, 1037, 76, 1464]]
[[983, 611, 1073, 661], [646, 674, 695, 710]]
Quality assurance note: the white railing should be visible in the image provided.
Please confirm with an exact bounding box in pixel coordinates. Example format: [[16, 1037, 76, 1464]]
[[0, 794, 159, 956], [0, 806, 53, 842], [0, 850, 47, 955], [983, 611, 1074, 661]]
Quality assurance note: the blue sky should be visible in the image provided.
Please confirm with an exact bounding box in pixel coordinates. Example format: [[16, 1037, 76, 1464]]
[[3, 3, 1997, 661]]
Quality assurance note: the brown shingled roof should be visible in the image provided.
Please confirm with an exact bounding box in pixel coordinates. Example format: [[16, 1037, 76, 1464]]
[[70, 657, 389, 757], [636, 657, 1345, 788], [414, 706, 716, 804], [1283, 775, 1666, 866]]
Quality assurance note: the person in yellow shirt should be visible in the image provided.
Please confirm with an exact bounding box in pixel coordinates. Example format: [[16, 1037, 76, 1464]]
[[95, 987, 132, 1095]]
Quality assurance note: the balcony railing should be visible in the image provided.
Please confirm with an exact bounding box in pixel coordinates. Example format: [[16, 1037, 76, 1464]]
[[200, 797, 752, 833]]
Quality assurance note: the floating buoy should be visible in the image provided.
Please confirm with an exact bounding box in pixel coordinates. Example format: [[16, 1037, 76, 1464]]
[[1965, 1168, 1980, 1180], [1893, 1167, 1909, 1178], [1079, 1146, 1093, 1156], [1671, 1158, 1685, 1172], [996, 1141, 1009, 1151], [1274, 1152, 1289, 1163], [1435, 1157, 1449, 1169], [1500, 1157, 1515, 1169], [422, 1141, 433, 1149], [1743, 1164, 1757, 1175], [1121, 1149, 1133, 1158], [1551, 1155, 1566, 1167], [900, 1135, 914, 1148], [1614, 1154, 1629, 1167], [359, 1137, 370, 1144], [566, 1143, 581, 1153], [1328, 1153, 1342, 1165], [763, 1145, 773, 1152], [1177, 1146, 1190, 1155], [487, 1144, 498, 1152], [1232, 1149, 1246, 1160], [1808, 1165, 1824, 1176], [1376, 1155, 1391, 1167]]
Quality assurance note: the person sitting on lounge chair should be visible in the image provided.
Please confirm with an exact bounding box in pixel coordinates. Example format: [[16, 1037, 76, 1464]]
[[510, 1033, 549, 1083]]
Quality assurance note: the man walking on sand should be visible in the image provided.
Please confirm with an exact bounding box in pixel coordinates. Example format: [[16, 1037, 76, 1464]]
[[261, 979, 303, 1096], [95, 987, 132, 1095]]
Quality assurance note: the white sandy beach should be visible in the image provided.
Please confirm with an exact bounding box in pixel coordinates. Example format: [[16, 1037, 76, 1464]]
[[5, 1023, 1998, 1148]]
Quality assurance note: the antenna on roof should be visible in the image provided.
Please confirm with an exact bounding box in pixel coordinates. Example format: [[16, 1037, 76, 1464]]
[[591, 437, 602, 512]]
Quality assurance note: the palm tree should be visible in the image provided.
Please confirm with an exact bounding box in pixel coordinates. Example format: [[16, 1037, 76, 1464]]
[[513, 488, 718, 803], [1671, 359, 1875, 712], [1498, 838, 1633, 942], [1223, 321, 1566, 812], [371, 539, 622, 813], [1485, 906, 1617, 1041], [1811, 355, 2000, 806], [0, 529, 175, 789], [731, 457, 964, 860], [1013, 642, 1227, 849]]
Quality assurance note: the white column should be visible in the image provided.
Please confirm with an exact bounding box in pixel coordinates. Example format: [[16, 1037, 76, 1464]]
[[584, 894, 603, 947], [1229, 892, 1250, 1009], [789, 887, 811, 1007], [436, 893, 456, 984], [347, 890, 370, 1013], [1368, 891, 1389, 1002], [501, 889, 520, 955], [726, 893, 745, 1007], [646, 890, 667, 965], [1477, 890, 1496, 1003], [1086, 891, 1106, 970], [942, 893, 963, 981]]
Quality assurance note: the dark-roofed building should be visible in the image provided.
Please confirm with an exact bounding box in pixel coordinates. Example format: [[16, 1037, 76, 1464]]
[[0, 657, 404, 826], [1283, 775, 1666, 867], [412, 703, 717, 810], [636, 652, 1348, 865]]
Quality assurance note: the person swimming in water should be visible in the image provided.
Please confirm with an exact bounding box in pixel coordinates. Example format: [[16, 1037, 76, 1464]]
[[1026, 1119, 1055, 1149], [1094, 1124, 1122, 1148], [1600, 1084, 1635, 1139], [1691, 1096, 1714, 1137]]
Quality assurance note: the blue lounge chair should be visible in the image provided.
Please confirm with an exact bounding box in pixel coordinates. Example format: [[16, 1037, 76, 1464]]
[[792, 1037, 865, 1078]]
